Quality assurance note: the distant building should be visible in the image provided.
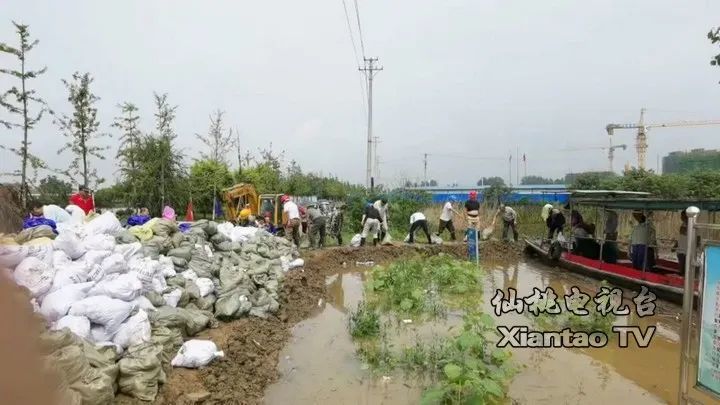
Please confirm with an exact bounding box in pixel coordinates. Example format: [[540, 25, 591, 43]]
[[662, 149, 720, 174], [564, 171, 615, 184]]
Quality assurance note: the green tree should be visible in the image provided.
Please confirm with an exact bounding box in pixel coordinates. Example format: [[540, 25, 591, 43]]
[[189, 159, 233, 216], [56, 72, 109, 187], [521, 175, 563, 185], [36, 175, 72, 206], [128, 135, 187, 215], [111, 102, 142, 201], [237, 162, 282, 194], [152, 92, 184, 209], [709, 26, 720, 80], [477, 177, 505, 187], [484, 183, 512, 206], [568, 171, 618, 190], [0, 21, 51, 205], [196, 109, 235, 165]]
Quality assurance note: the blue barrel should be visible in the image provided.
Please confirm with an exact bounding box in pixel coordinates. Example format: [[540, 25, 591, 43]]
[[466, 228, 479, 261]]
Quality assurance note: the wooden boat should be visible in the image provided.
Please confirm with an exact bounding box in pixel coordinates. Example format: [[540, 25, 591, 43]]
[[524, 192, 720, 305]]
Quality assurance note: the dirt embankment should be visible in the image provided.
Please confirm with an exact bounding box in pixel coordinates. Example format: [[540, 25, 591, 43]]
[[140, 242, 522, 405]]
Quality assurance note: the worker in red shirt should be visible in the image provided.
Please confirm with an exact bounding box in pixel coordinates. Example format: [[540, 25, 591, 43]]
[[68, 185, 95, 215]]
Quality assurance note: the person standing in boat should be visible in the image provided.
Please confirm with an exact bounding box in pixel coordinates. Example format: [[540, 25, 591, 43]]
[[543, 205, 565, 240], [630, 211, 657, 271], [674, 210, 700, 276]]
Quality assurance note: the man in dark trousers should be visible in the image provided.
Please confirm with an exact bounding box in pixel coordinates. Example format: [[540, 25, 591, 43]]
[[360, 203, 382, 246], [307, 203, 327, 248], [408, 211, 432, 244]]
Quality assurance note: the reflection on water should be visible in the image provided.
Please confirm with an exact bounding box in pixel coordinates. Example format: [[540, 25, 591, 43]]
[[265, 260, 715, 405]]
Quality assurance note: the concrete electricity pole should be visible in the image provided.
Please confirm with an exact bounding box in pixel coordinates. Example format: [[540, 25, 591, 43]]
[[359, 57, 382, 190], [424, 153, 428, 183], [373, 136, 380, 184]]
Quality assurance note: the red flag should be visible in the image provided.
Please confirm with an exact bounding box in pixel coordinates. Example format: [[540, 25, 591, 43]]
[[185, 200, 194, 221]]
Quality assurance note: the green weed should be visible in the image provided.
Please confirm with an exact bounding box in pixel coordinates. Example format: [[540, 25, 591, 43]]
[[348, 301, 382, 338]]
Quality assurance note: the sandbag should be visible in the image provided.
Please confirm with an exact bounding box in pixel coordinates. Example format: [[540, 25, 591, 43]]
[[128, 225, 154, 241], [195, 278, 215, 297], [13, 256, 55, 298], [16, 225, 56, 243], [288, 258, 304, 269], [82, 233, 116, 251], [114, 242, 142, 261], [149, 306, 211, 337], [118, 343, 163, 401], [194, 293, 217, 311], [90, 324, 113, 343], [0, 243, 27, 268], [84, 249, 112, 267], [430, 234, 443, 245], [144, 291, 165, 307], [84, 212, 123, 236], [40, 282, 94, 321], [53, 231, 86, 260], [152, 219, 178, 237], [113, 309, 152, 349], [162, 288, 183, 308], [52, 315, 91, 340], [69, 296, 136, 334], [132, 295, 156, 312], [158, 256, 177, 277], [46, 345, 114, 405], [167, 247, 192, 261], [171, 339, 224, 368], [50, 264, 89, 293], [100, 253, 128, 274], [38, 328, 80, 355], [171, 256, 188, 268], [115, 230, 139, 244], [151, 326, 184, 365], [87, 273, 143, 301], [350, 233, 362, 247], [52, 250, 71, 267]]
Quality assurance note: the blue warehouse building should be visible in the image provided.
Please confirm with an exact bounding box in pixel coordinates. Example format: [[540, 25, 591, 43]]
[[407, 184, 569, 205]]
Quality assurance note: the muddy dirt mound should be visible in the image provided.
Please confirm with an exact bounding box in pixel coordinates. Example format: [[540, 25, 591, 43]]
[[0, 185, 23, 234], [481, 240, 524, 262]]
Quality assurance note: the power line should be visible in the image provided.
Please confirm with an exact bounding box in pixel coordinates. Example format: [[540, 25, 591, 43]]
[[353, 0, 367, 58], [340, 0, 367, 113]]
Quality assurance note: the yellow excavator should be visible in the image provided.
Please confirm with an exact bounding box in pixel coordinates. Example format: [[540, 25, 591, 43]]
[[222, 183, 301, 228]]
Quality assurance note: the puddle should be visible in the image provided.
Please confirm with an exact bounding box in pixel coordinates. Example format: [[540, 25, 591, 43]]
[[265, 260, 715, 405]]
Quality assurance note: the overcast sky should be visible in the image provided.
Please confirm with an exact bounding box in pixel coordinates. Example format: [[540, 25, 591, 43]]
[[1, 0, 720, 188]]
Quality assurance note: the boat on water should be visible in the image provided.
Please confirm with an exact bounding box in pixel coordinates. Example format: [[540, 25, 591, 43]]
[[524, 191, 720, 304]]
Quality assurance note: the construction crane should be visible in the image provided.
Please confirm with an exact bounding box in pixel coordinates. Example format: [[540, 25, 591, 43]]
[[606, 108, 720, 170], [561, 144, 627, 172]]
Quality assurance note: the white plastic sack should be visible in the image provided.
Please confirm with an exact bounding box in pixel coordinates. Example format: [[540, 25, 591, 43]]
[[13, 257, 56, 298], [216, 222, 234, 240], [40, 282, 94, 321], [114, 242, 142, 261], [230, 226, 259, 243], [43, 204, 72, 224], [158, 256, 176, 277], [69, 296, 136, 334], [84, 250, 112, 267], [350, 233, 362, 247], [131, 296, 156, 312], [130, 257, 161, 290], [83, 212, 123, 236], [50, 263, 90, 293], [112, 309, 151, 349], [381, 233, 393, 245], [194, 278, 215, 298], [431, 234, 443, 245], [171, 340, 224, 368], [162, 289, 183, 308], [52, 315, 91, 340], [82, 234, 116, 251], [150, 273, 167, 294], [53, 231, 86, 260], [288, 258, 304, 269], [52, 250, 71, 268], [403, 234, 410, 243], [87, 273, 142, 301], [180, 270, 198, 282], [0, 244, 27, 269], [86, 264, 105, 282], [91, 324, 113, 343], [100, 253, 128, 274], [65, 205, 86, 225]]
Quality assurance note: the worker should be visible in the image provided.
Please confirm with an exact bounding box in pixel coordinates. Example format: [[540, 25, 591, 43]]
[[307, 203, 327, 248], [68, 185, 94, 215], [238, 204, 252, 226], [162, 206, 177, 221], [464, 191, 481, 230], [127, 207, 151, 226], [604, 210, 618, 241], [499, 204, 519, 242], [328, 203, 345, 245], [408, 211, 432, 244], [23, 201, 57, 233], [360, 202, 382, 246], [373, 197, 389, 241], [630, 211, 657, 271], [545, 206, 565, 240], [281, 195, 301, 248], [438, 199, 460, 241]]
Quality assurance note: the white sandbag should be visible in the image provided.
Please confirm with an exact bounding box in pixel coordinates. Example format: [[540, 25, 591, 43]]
[[180, 270, 198, 282], [288, 258, 304, 269], [112, 309, 151, 349], [403, 234, 410, 243], [216, 222, 234, 240], [194, 278, 215, 298], [40, 282, 94, 321], [87, 273, 142, 301], [86, 264, 105, 282], [82, 234, 116, 251], [130, 257, 161, 289], [381, 233, 393, 245], [26, 244, 54, 265], [83, 212, 123, 236], [65, 205, 86, 225], [91, 324, 113, 343], [131, 296, 156, 312], [171, 340, 224, 368], [114, 242, 143, 261], [158, 256, 176, 277], [230, 226, 259, 243], [52, 315, 91, 340], [162, 289, 183, 308], [13, 257, 56, 298], [150, 273, 167, 294], [43, 204, 72, 223], [84, 250, 112, 267], [50, 263, 90, 293], [0, 244, 27, 268], [350, 233, 362, 247], [53, 231, 86, 260], [100, 253, 128, 274], [430, 234, 443, 245], [52, 250, 71, 268], [69, 296, 136, 334]]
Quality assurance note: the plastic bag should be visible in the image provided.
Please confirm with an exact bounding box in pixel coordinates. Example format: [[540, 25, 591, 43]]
[[82, 233, 116, 251], [288, 258, 304, 269], [132, 295, 156, 312], [84, 250, 112, 267], [40, 282, 94, 321], [14, 256, 55, 298], [118, 343, 163, 401], [113, 309, 152, 349], [100, 253, 128, 274], [350, 233, 362, 247], [84, 212, 123, 236], [180, 269, 198, 282], [194, 278, 215, 297], [52, 315, 92, 340], [87, 273, 143, 301], [0, 243, 27, 268], [50, 263, 90, 293], [53, 231, 87, 260], [114, 242, 142, 261], [69, 296, 137, 334], [171, 339, 224, 368], [431, 234, 443, 245], [162, 288, 183, 308]]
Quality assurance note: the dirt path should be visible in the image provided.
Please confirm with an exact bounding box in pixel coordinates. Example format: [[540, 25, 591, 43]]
[[135, 243, 491, 405]]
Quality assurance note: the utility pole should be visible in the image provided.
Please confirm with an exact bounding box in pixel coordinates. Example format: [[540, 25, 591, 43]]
[[508, 153, 512, 186], [373, 136, 380, 185], [359, 57, 383, 191], [236, 129, 242, 173], [423, 153, 428, 184], [516, 146, 519, 186]]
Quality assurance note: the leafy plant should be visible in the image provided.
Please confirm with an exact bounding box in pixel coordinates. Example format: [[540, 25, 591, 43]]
[[349, 301, 381, 338]]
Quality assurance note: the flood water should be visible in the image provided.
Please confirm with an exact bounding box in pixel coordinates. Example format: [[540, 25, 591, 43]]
[[264, 258, 717, 405]]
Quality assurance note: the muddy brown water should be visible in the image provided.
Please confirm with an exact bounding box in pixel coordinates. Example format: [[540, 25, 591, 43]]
[[264, 258, 716, 405]]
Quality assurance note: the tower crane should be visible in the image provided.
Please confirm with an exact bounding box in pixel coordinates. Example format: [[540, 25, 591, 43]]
[[561, 144, 627, 172], [606, 108, 720, 170]]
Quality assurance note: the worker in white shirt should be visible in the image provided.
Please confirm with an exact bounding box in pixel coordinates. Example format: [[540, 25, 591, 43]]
[[281, 195, 301, 248], [408, 212, 432, 244], [437, 199, 460, 241], [498, 204, 519, 242], [373, 197, 389, 241]]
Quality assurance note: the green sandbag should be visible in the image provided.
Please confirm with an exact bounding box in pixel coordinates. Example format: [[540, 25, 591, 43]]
[[168, 246, 192, 261], [171, 231, 185, 248], [115, 230, 139, 244], [214, 293, 240, 320], [149, 306, 211, 337], [144, 291, 165, 307], [177, 288, 191, 308], [151, 326, 183, 366], [193, 293, 217, 311], [171, 256, 188, 268], [38, 329, 79, 355], [118, 343, 163, 402], [46, 345, 115, 405], [15, 225, 56, 243], [166, 276, 187, 288], [152, 219, 178, 237]]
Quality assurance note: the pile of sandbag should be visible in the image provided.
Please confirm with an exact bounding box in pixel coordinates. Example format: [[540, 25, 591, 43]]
[[1, 212, 300, 402]]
